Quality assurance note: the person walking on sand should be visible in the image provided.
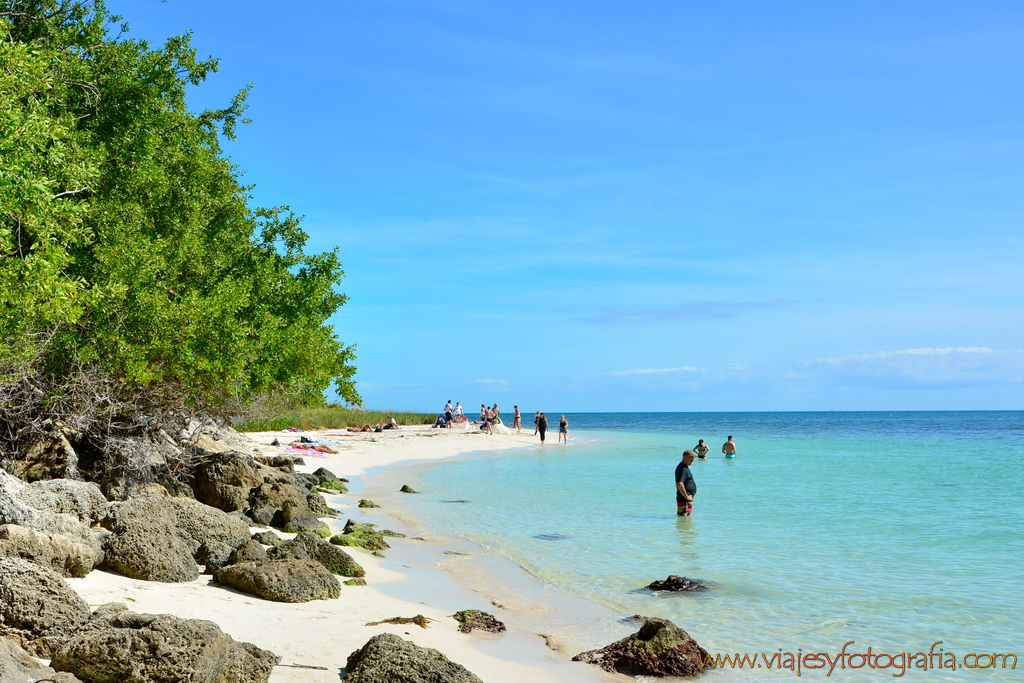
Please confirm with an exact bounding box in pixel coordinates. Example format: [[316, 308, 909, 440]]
[[694, 439, 709, 459], [533, 411, 540, 435], [513, 406, 522, 433], [675, 450, 697, 516], [722, 435, 737, 458], [558, 415, 569, 444], [538, 413, 548, 444], [444, 400, 453, 426]]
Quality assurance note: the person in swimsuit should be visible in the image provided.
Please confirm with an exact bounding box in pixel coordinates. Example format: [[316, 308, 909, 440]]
[[533, 411, 540, 435], [513, 406, 521, 433], [722, 435, 737, 457], [675, 450, 697, 516], [538, 413, 548, 444], [558, 415, 569, 444], [694, 439, 709, 459]]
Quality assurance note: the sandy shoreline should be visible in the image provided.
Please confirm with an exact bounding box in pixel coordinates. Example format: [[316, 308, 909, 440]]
[[68, 425, 623, 682]]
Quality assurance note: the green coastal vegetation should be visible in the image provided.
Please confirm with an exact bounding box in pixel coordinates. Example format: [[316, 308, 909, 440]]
[[0, 1, 362, 466]]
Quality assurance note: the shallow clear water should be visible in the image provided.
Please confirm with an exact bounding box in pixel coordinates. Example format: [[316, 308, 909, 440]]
[[395, 412, 1023, 682]]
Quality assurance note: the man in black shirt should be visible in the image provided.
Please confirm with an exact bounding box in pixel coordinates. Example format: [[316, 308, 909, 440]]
[[675, 450, 697, 516]]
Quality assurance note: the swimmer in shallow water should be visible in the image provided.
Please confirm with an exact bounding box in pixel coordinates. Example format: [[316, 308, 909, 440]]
[[694, 439, 709, 459]]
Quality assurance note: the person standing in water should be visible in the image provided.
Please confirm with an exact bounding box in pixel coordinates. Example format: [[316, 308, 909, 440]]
[[675, 450, 697, 516], [722, 435, 737, 458], [694, 439, 709, 459], [558, 415, 569, 444], [538, 413, 548, 444], [513, 406, 521, 433]]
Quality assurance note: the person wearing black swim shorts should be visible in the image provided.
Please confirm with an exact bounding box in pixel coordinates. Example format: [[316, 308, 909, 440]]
[[538, 413, 548, 444], [675, 450, 696, 516]]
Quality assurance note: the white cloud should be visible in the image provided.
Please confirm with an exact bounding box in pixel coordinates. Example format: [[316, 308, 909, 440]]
[[605, 366, 703, 376], [469, 378, 508, 385]]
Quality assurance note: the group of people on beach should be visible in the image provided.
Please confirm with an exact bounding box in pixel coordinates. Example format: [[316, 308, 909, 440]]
[[675, 436, 739, 517], [434, 401, 569, 445], [532, 412, 569, 444]]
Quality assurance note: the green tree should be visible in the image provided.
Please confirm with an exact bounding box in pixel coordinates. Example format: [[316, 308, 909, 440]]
[[0, 0, 359, 409]]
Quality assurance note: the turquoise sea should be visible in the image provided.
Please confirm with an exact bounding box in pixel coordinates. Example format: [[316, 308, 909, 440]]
[[379, 412, 1022, 682]]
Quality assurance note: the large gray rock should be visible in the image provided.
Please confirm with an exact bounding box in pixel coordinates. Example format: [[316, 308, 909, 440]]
[[19, 479, 107, 526], [50, 602, 279, 683], [214, 560, 340, 602], [101, 494, 198, 582], [189, 452, 263, 513], [0, 469, 95, 540], [0, 558, 92, 655], [0, 637, 81, 683], [247, 481, 308, 528], [229, 539, 267, 565], [345, 633, 483, 683], [265, 539, 309, 561], [167, 496, 251, 553], [0, 524, 103, 577], [572, 617, 710, 676], [281, 500, 330, 535], [14, 426, 79, 482], [293, 531, 364, 577], [198, 541, 235, 575]]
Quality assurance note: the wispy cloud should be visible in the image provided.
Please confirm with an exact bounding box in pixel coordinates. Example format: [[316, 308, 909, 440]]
[[581, 299, 794, 323], [605, 366, 703, 376], [469, 378, 508, 385], [799, 347, 1024, 387]]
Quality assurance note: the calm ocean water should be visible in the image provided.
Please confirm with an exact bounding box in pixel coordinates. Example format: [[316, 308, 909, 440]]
[[389, 412, 1023, 682]]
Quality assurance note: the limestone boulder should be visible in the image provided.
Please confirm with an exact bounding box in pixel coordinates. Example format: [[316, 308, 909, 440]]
[[101, 494, 198, 582], [214, 560, 340, 603], [0, 637, 81, 683], [18, 479, 107, 526], [229, 539, 267, 565], [345, 633, 482, 683], [50, 602, 279, 683], [247, 481, 307, 527], [0, 469, 94, 540], [167, 496, 251, 553], [281, 500, 330, 536], [0, 558, 92, 656], [197, 541, 235, 575], [572, 617, 709, 677], [293, 531, 364, 577], [0, 524, 103, 577], [189, 452, 263, 513]]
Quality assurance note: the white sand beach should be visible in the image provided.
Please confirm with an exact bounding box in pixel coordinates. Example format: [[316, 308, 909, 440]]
[[68, 425, 622, 683]]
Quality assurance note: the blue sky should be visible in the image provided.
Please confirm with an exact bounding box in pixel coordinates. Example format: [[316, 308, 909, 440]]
[[110, 0, 1024, 411]]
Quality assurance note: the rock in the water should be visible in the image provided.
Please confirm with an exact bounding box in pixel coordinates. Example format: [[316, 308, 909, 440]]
[[452, 610, 506, 634], [0, 524, 103, 577], [293, 532, 364, 577], [18, 479, 108, 526], [198, 541, 235, 575], [572, 617, 709, 677], [358, 499, 380, 508], [331, 519, 389, 552], [345, 633, 482, 683], [0, 637, 81, 683], [251, 530, 282, 546], [189, 451, 264, 513], [281, 500, 330, 536], [399, 485, 417, 493], [647, 575, 709, 592], [101, 494, 198, 582], [0, 557, 92, 655], [214, 560, 340, 602], [229, 539, 267, 565], [167, 496, 251, 554], [50, 602, 280, 683]]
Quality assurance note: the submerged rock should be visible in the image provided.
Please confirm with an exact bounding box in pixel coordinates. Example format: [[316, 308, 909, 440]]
[[572, 617, 709, 677], [399, 485, 417, 493], [345, 633, 482, 683], [646, 575, 710, 592], [452, 610, 506, 634], [358, 499, 380, 508], [214, 560, 340, 602], [50, 602, 279, 683]]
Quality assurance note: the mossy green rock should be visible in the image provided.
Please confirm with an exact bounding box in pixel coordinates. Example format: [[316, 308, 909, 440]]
[[357, 499, 380, 508], [319, 480, 348, 493], [330, 520, 390, 552], [293, 532, 365, 577], [572, 617, 709, 676], [452, 610, 506, 634], [344, 578, 367, 586]]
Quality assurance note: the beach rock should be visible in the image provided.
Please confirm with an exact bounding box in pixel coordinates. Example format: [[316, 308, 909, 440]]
[[292, 472, 320, 492], [305, 490, 335, 516], [293, 531, 365, 577], [0, 637, 81, 683], [0, 557, 92, 656], [252, 530, 282, 546], [382, 529, 406, 538], [331, 520, 389, 552], [247, 481, 308, 527], [254, 455, 296, 471], [101, 494, 198, 582], [0, 524, 103, 577], [214, 560, 340, 602], [266, 539, 309, 561], [344, 578, 367, 586], [0, 468, 96, 540], [198, 541, 235, 574], [647, 575, 710, 592], [189, 451, 263, 512], [15, 429, 79, 482], [312, 467, 340, 484], [50, 602, 280, 683], [572, 617, 709, 677], [399, 485, 417, 493], [452, 610, 506, 634], [18, 479, 108, 526], [345, 633, 482, 683], [358, 499, 381, 508], [281, 500, 330, 536], [229, 539, 267, 565], [167, 496, 251, 554]]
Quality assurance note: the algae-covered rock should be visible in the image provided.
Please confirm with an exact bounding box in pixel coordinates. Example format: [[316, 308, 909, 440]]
[[399, 485, 417, 493], [572, 617, 709, 677], [214, 560, 340, 602], [252, 530, 283, 546], [344, 578, 367, 586], [319, 479, 348, 493], [382, 529, 406, 538], [281, 500, 331, 536], [345, 633, 482, 683], [358, 499, 380, 508], [330, 519, 390, 552], [294, 532, 364, 577], [646, 575, 710, 592], [452, 610, 506, 634]]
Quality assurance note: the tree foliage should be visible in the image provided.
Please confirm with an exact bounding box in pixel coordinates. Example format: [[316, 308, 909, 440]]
[[0, 0, 359, 408]]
